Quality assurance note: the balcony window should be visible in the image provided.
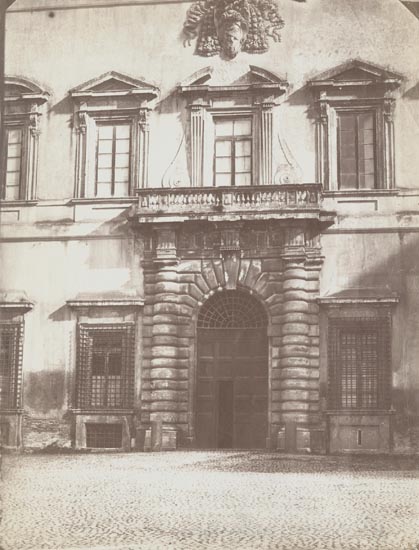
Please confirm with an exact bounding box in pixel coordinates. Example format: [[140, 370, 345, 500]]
[[95, 124, 131, 197], [214, 118, 252, 187]]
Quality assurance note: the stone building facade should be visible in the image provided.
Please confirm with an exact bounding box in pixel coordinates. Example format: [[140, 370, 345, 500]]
[[1, 0, 419, 454]]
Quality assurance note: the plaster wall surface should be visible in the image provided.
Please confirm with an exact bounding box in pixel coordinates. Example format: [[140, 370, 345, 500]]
[[3, 0, 419, 198]]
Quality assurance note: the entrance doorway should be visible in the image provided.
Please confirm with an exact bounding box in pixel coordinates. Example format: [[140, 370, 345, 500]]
[[196, 291, 268, 449]]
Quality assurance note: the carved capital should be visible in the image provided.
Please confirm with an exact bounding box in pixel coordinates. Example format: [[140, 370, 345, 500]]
[[139, 109, 150, 132], [383, 98, 395, 123]]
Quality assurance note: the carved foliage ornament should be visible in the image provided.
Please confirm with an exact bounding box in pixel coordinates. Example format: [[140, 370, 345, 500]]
[[183, 0, 284, 58]]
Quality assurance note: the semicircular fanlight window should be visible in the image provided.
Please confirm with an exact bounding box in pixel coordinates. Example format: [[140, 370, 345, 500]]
[[198, 290, 267, 329]]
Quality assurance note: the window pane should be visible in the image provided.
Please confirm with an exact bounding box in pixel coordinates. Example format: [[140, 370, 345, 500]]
[[338, 114, 356, 131], [115, 139, 130, 154], [115, 168, 129, 183], [92, 354, 105, 375], [114, 181, 129, 196], [215, 173, 231, 186], [108, 353, 122, 375], [339, 174, 357, 189], [4, 184, 20, 201], [98, 140, 113, 154], [215, 120, 234, 137], [115, 153, 130, 168], [97, 168, 112, 183], [235, 172, 251, 186], [98, 125, 113, 139], [235, 140, 251, 156], [7, 157, 21, 172], [215, 140, 232, 156], [358, 112, 374, 131], [96, 182, 112, 197], [215, 157, 232, 173], [7, 128, 23, 144], [115, 125, 130, 139], [234, 118, 252, 136], [235, 156, 251, 172], [359, 174, 375, 189], [7, 143, 22, 158], [97, 154, 113, 169]]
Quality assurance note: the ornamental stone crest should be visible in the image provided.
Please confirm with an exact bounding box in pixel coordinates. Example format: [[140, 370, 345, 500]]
[[183, 0, 284, 59]]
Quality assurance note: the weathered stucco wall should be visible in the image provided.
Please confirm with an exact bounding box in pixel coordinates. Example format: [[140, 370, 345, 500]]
[[1, 0, 419, 451], [4, 0, 419, 197]]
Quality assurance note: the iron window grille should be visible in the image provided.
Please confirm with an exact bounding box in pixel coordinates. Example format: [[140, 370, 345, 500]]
[[85, 423, 123, 448], [0, 323, 24, 410], [198, 290, 267, 329], [327, 317, 391, 410], [76, 324, 135, 410]]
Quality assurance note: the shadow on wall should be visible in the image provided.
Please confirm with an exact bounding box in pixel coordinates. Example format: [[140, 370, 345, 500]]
[[326, 230, 419, 449], [24, 370, 65, 414]]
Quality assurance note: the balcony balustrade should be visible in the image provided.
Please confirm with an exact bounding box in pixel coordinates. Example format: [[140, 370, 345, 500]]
[[133, 184, 329, 224]]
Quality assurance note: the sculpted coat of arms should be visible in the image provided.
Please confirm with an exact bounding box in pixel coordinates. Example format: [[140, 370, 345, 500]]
[[183, 0, 285, 59]]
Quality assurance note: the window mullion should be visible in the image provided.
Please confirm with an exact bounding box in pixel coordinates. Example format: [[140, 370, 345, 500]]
[[104, 352, 110, 408], [231, 139, 235, 187], [111, 126, 117, 197], [355, 114, 360, 189]]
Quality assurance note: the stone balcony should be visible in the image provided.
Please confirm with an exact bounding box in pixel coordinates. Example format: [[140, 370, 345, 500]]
[[132, 184, 334, 224]]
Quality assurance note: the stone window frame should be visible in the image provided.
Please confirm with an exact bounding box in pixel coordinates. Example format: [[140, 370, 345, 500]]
[[70, 72, 159, 199], [309, 61, 402, 194], [178, 66, 288, 187], [1, 77, 49, 203]]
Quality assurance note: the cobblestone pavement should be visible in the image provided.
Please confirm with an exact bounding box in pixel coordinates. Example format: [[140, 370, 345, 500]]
[[1, 451, 419, 550]]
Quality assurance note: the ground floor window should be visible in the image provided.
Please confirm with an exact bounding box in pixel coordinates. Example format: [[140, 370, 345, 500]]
[[327, 317, 391, 410], [77, 324, 135, 410], [0, 323, 23, 410], [85, 423, 123, 448]]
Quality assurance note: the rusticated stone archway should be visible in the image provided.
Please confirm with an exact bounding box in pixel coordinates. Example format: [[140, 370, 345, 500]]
[[139, 221, 325, 451]]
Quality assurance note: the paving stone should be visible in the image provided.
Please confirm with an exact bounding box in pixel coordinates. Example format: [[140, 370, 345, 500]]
[[0, 451, 418, 550]]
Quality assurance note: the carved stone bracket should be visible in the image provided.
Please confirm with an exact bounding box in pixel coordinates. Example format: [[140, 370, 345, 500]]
[[152, 225, 178, 265]]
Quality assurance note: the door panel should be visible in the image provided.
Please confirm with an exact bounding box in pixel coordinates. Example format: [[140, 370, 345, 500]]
[[196, 328, 268, 449]]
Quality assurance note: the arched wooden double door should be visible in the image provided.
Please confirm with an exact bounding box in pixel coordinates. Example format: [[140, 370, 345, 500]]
[[196, 290, 268, 449]]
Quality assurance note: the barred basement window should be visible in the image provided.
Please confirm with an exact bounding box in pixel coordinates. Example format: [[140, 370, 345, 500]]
[[77, 324, 135, 410], [0, 323, 24, 410], [198, 290, 267, 329], [327, 317, 391, 410], [85, 423, 122, 448]]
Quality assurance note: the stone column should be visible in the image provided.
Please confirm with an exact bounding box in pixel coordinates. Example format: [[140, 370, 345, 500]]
[[190, 105, 205, 187], [260, 103, 274, 185]]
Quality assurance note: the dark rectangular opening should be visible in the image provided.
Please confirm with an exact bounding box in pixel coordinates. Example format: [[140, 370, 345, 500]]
[[217, 380, 234, 448], [85, 423, 122, 448]]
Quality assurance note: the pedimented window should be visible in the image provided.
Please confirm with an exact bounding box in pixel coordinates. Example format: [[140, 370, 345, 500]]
[[309, 60, 402, 192], [70, 72, 159, 198], [178, 66, 288, 187]]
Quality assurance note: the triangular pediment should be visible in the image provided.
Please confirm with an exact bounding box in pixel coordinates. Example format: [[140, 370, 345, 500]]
[[179, 65, 287, 93], [309, 60, 402, 87], [70, 71, 159, 98]]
